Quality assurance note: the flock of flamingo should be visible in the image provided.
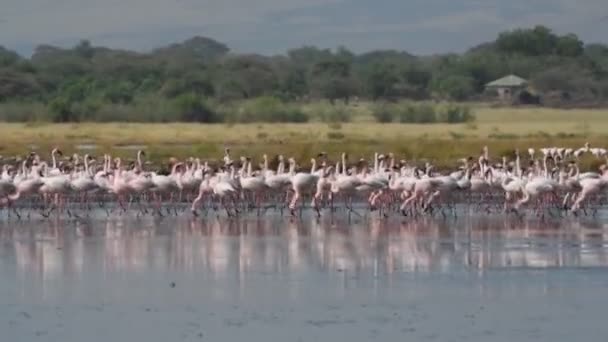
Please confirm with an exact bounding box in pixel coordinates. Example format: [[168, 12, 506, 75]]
[[0, 143, 608, 220]]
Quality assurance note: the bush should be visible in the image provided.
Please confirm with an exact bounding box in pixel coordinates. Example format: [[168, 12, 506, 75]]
[[327, 122, 342, 130], [398, 103, 437, 123], [317, 106, 351, 123], [438, 105, 475, 123], [488, 132, 520, 139], [372, 106, 394, 123], [414, 104, 437, 123], [173, 93, 218, 122], [449, 131, 465, 139], [0, 102, 46, 122], [465, 122, 478, 130], [327, 131, 345, 139], [49, 97, 77, 122], [238, 96, 309, 123]]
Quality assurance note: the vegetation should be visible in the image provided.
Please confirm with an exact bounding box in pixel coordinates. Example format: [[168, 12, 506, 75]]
[[0, 26, 607, 123], [0, 106, 605, 169]]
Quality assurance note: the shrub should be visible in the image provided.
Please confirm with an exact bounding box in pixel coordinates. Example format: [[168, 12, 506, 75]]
[[438, 105, 475, 123], [238, 96, 309, 123], [449, 131, 465, 139], [317, 106, 351, 123], [465, 122, 478, 130], [173, 93, 218, 122], [328, 122, 342, 130], [488, 133, 520, 139], [372, 106, 394, 123], [398, 103, 437, 123], [327, 132, 345, 139], [415, 104, 437, 123], [49, 97, 77, 122]]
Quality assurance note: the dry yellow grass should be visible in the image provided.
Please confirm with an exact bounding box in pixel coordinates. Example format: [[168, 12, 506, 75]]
[[0, 106, 607, 167]]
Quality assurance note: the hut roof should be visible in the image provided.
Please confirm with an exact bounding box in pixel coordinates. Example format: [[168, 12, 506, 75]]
[[486, 74, 528, 88]]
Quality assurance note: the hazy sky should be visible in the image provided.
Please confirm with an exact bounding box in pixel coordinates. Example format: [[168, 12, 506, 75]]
[[1, 0, 607, 56]]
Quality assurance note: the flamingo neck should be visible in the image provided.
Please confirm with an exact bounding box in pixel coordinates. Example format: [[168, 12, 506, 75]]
[[51, 151, 57, 169], [373, 153, 379, 173]]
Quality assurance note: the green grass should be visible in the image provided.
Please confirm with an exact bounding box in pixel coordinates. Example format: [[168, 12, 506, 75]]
[[0, 105, 607, 168]]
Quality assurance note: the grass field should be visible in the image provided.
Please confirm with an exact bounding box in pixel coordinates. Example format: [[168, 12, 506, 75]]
[[1, 105, 607, 168]]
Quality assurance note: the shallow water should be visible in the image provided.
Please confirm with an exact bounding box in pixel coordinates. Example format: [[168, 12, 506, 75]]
[[2, 214, 608, 341]]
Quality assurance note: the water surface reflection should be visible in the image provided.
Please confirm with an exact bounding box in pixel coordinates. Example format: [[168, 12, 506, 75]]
[[2, 215, 608, 282]]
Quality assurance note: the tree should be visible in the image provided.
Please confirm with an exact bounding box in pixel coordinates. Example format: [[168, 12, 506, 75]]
[[432, 74, 476, 100], [365, 62, 399, 100], [556, 34, 584, 57], [104, 81, 134, 104], [496, 25, 558, 55], [287, 46, 332, 65], [49, 97, 76, 122], [0, 46, 21, 67], [311, 56, 357, 102], [0, 24, 607, 123], [74, 40, 95, 59], [219, 55, 279, 99], [0, 69, 41, 101], [173, 93, 216, 122], [281, 67, 308, 100]]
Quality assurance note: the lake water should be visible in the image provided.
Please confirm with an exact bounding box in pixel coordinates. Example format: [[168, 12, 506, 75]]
[[1, 213, 608, 341]]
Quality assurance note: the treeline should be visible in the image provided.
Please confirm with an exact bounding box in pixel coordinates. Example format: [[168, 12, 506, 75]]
[[0, 25, 607, 122]]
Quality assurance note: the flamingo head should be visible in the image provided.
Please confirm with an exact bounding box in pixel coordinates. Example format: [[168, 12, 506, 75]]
[[138, 150, 146, 157], [53, 148, 63, 156]]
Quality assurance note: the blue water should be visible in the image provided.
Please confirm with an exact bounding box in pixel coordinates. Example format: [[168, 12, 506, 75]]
[[1, 214, 608, 341]]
